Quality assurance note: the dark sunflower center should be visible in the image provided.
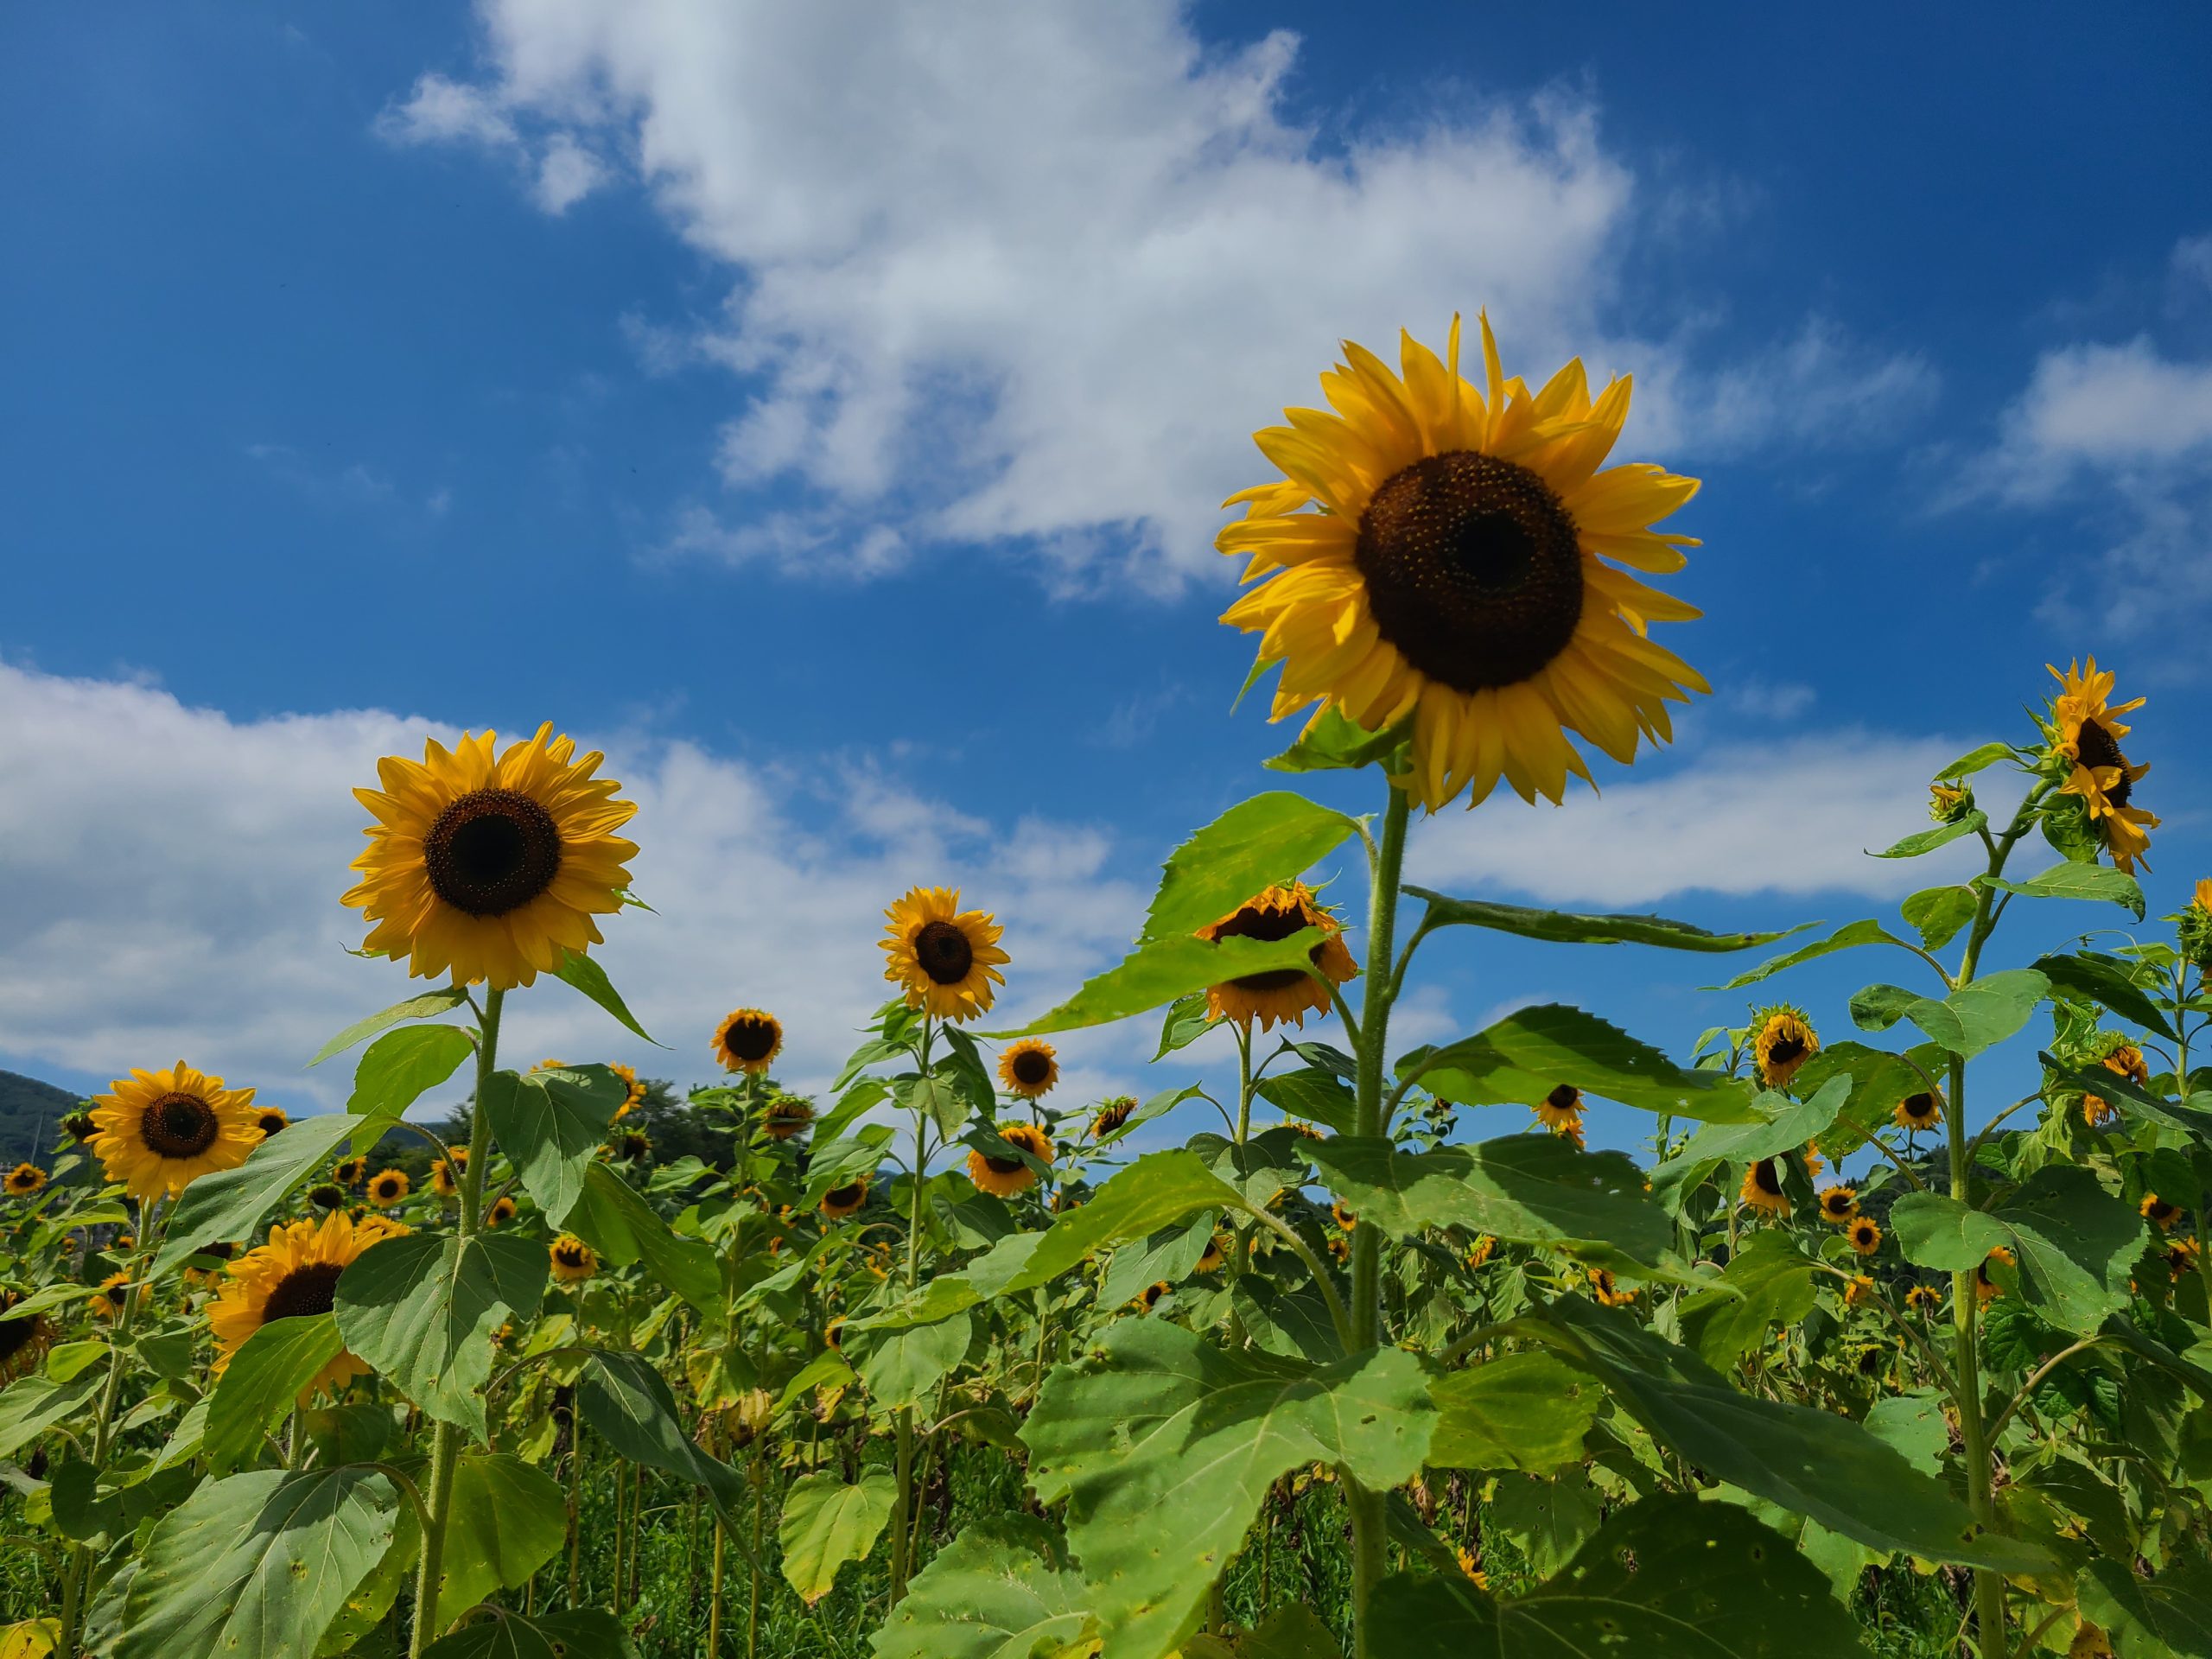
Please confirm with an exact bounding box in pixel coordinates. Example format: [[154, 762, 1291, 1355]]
[[1754, 1160, 1783, 1195], [556, 1245, 587, 1268], [1546, 1084, 1580, 1111], [984, 1154, 1026, 1175], [262, 1262, 345, 1324], [2076, 717, 2131, 805], [423, 788, 563, 918], [1011, 1050, 1053, 1086], [1355, 450, 1585, 694], [199, 1241, 236, 1262], [913, 919, 975, 985], [376, 1179, 402, 1198], [1903, 1093, 1936, 1120], [140, 1092, 219, 1159], [724, 1018, 779, 1062], [2150, 1199, 2176, 1220], [257, 1113, 287, 1135], [1213, 901, 1323, 993], [1766, 1035, 1808, 1068], [0, 1311, 35, 1361], [825, 1183, 864, 1208], [1825, 1194, 1851, 1216]]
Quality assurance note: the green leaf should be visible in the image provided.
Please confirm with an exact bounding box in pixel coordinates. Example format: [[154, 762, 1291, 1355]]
[[2044, 1061, 2212, 1138], [1986, 861, 2145, 920], [334, 1230, 547, 1433], [346, 1024, 475, 1117], [1408, 1004, 1758, 1123], [1873, 811, 1986, 859], [1426, 1351, 1599, 1475], [1094, 1084, 1203, 1147], [1367, 1496, 1866, 1659], [1141, 792, 1359, 941], [117, 1467, 399, 1659], [1407, 887, 1805, 953], [1863, 1389, 1951, 1476], [1676, 1231, 1819, 1369], [1490, 1475, 1602, 1579], [560, 1164, 721, 1315], [1153, 993, 1217, 1061], [481, 1065, 626, 1225], [1540, 1297, 2047, 1571], [1309, 1135, 1674, 1271], [1001, 1149, 1249, 1295], [2034, 950, 2178, 1040], [815, 1077, 890, 1143], [1713, 919, 1913, 991], [1902, 886, 1978, 952], [1254, 1067, 1357, 1135], [156, 1114, 374, 1275], [849, 1312, 974, 1409], [988, 928, 1329, 1038], [435, 1452, 569, 1628], [800, 1124, 893, 1208], [203, 1312, 345, 1474], [2079, 1556, 2212, 1659], [577, 1350, 746, 1525], [1785, 1043, 1945, 1157], [310, 986, 470, 1066], [1264, 706, 1411, 774], [1891, 1166, 2142, 1335], [423, 1608, 636, 1659], [1939, 741, 2013, 780], [552, 948, 660, 1045], [0, 1372, 102, 1460], [1847, 969, 2050, 1058], [779, 1471, 897, 1605], [1023, 1319, 1433, 1659], [870, 1516, 1093, 1659], [1652, 1077, 1852, 1200]]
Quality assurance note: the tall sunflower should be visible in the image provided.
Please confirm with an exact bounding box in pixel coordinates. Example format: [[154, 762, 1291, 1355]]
[[997, 1039, 1060, 1101], [1751, 1007, 1818, 1090], [208, 1213, 378, 1396], [1197, 882, 1358, 1030], [713, 1008, 784, 1076], [1893, 1089, 1944, 1132], [1217, 315, 1707, 810], [343, 724, 639, 989], [4, 1163, 46, 1198], [89, 1063, 262, 1201], [968, 1122, 1053, 1198], [2048, 659, 2158, 874], [880, 887, 1009, 1021], [1534, 1084, 1584, 1134]]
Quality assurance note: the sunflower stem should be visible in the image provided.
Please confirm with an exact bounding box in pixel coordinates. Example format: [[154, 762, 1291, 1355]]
[[889, 1014, 932, 1609]]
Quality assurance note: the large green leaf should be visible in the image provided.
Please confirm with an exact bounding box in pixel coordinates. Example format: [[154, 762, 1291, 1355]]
[[1023, 1319, 1432, 1659], [1675, 1232, 1819, 1369], [849, 1312, 974, 1409], [2044, 1061, 2212, 1139], [2079, 1556, 2212, 1659], [2034, 950, 2177, 1040], [800, 1124, 895, 1208], [1873, 811, 1986, 860], [435, 1452, 569, 1628], [480, 1065, 626, 1225], [1539, 1297, 2046, 1571], [203, 1312, 345, 1473], [1650, 1077, 1852, 1201], [0, 1371, 101, 1461], [1890, 1166, 2141, 1335], [989, 929, 1329, 1038], [1427, 1351, 1599, 1475], [423, 1608, 635, 1659], [1406, 887, 1802, 954], [779, 1471, 897, 1605], [1783, 1043, 1946, 1157], [1254, 1066, 1358, 1135], [117, 1466, 398, 1659], [1713, 919, 1915, 991], [1001, 1149, 1249, 1295], [1489, 1476, 1601, 1579], [1847, 969, 2050, 1059], [870, 1517, 1093, 1659], [1141, 792, 1359, 940], [346, 1024, 475, 1117], [309, 986, 469, 1066], [1366, 1496, 1866, 1659], [1310, 1135, 1673, 1271], [577, 1350, 745, 1525], [1986, 862, 2145, 919], [562, 1161, 720, 1314], [1408, 1005, 1758, 1123], [552, 948, 658, 1044], [155, 1114, 373, 1275], [334, 1230, 547, 1433]]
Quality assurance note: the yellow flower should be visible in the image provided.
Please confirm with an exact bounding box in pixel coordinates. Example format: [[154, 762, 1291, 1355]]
[[1196, 1232, 1229, 1274], [2168, 1238, 2202, 1281], [712, 1008, 784, 1076], [968, 1122, 1053, 1198], [357, 1213, 412, 1245], [761, 1096, 815, 1142], [1453, 1547, 1489, 1589], [879, 887, 1009, 1021], [431, 1147, 469, 1198], [1217, 314, 1707, 810], [343, 724, 639, 989], [1330, 1200, 1358, 1234], [1465, 1235, 1497, 1269], [1841, 1274, 1876, 1307], [1138, 1281, 1173, 1312], [0, 1294, 55, 1382], [823, 1316, 846, 1350], [612, 1128, 652, 1162], [996, 1039, 1060, 1101], [1090, 1097, 1136, 1139], [549, 1234, 598, 1284], [2141, 1193, 2181, 1231], [1534, 1084, 1584, 1134], [90, 1271, 132, 1321], [1751, 1007, 1818, 1090], [1975, 1246, 2016, 1304], [608, 1062, 646, 1120], [1588, 1268, 1637, 1306], [819, 1181, 868, 1221], [4, 1163, 47, 1198], [486, 1196, 518, 1226], [1928, 781, 1973, 823], [1904, 1285, 1943, 1313], [1196, 882, 1358, 1031], [89, 1063, 263, 1201], [2049, 658, 2158, 874], [1847, 1217, 1883, 1256], [366, 1168, 411, 1208], [208, 1213, 378, 1396], [334, 1156, 367, 1187], [1739, 1158, 1790, 1217], [2083, 1043, 2149, 1127], [1816, 1185, 1859, 1224], [1893, 1089, 1944, 1132]]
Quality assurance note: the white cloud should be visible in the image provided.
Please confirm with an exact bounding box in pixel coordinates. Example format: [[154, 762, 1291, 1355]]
[[1979, 336, 2212, 499], [532, 134, 607, 214], [383, 1, 1933, 589]]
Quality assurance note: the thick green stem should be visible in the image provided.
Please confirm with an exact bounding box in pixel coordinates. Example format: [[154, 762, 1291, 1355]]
[[707, 1514, 728, 1656], [410, 985, 502, 1656], [889, 1018, 933, 1608]]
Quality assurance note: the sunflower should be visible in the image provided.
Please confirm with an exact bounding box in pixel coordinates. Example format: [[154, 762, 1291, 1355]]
[[208, 1213, 377, 1396], [610, 1128, 652, 1162], [1841, 1274, 1876, 1307], [356, 1213, 412, 1245], [1751, 1007, 1818, 1090], [1904, 1285, 1943, 1313], [997, 1039, 1060, 1101], [1465, 1235, 1497, 1269], [1330, 1200, 1358, 1233], [1196, 883, 1358, 1031], [431, 1147, 469, 1198], [1138, 1281, 1173, 1312], [1928, 781, 1974, 824], [1090, 1097, 1136, 1139], [2142, 1193, 2182, 1231], [343, 724, 639, 989], [818, 1181, 868, 1222], [89, 1063, 263, 1201], [880, 887, 1009, 1021], [0, 1294, 54, 1382], [761, 1096, 815, 1142], [1217, 315, 1707, 810], [1327, 1233, 1351, 1263], [4, 1163, 46, 1198], [487, 1195, 518, 1226], [2169, 1238, 2202, 1281], [1816, 1185, 1859, 1224], [2048, 659, 2158, 874], [1587, 1268, 1637, 1306], [253, 1107, 289, 1139], [606, 1062, 647, 1121], [1976, 1246, 2015, 1304], [1196, 1232, 1228, 1274], [90, 1272, 131, 1321], [968, 1122, 1053, 1198], [184, 1239, 238, 1288], [308, 1182, 347, 1211], [1893, 1090, 1944, 1133], [1847, 1217, 1884, 1256], [366, 1168, 411, 1208], [1740, 1158, 1790, 1217], [713, 1008, 784, 1076], [549, 1234, 598, 1284], [1453, 1548, 1489, 1591], [823, 1317, 846, 1351], [1281, 1118, 1325, 1141], [1535, 1084, 1584, 1134], [61, 1110, 99, 1145], [334, 1156, 367, 1186], [2179, 879, 2212, 967]]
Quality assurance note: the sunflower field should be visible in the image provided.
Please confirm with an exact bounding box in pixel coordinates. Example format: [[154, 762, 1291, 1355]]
[[3, 319, 2209, 1659]]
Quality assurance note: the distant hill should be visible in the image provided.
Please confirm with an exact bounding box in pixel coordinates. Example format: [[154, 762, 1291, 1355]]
[[1, 1068, 86, 1166]]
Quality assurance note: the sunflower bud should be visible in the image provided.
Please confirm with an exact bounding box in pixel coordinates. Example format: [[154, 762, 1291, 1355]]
[[2176, 879, 2212, 969], [1927, 779, 1974, 824]]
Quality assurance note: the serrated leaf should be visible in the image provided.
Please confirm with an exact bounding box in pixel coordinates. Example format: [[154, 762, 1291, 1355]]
[[577, 1350, 745, 1526], [1153, 993, 1217, 1061], [1253, 1066, 1357, 1134], [481, 1064, 626, 1225], [423, 1607, 635, 1659], [2034, 950, 2177, 1040], [1676, 1231, 1820, 1369], [1890, 1166, 2141, 1335], [1407, 1004, 1758, 1123], [203, 1312, 344, 1473], [1939, 741, 2013, 781], [2079, 1556, 2212, 1659], [870, 1517, 1093, 1659], [346, 1024, 474, 1118], [779, 1471, 896, 1605], [435, 1452, 569, 1628], [1872, 811, 1986, 859], [1713, 919, 1913, 991], [1902, 886, 1978, 952], [154, 1113, 374, 1276], [1407, 887, 1804, 953], [1651, 1077, 1852, 1200], [1141, 792, 1359, 941], [309, 987, 470, 1066], [561, 1162, 721, 1314], [1427, 1351, 1599, 1475], [1986, 861, 2145, 919], [1847, 969, 2050, 1058], [552, 948, 659, 1045], [849, 1312, 974, 1409], [334, 1230, 547, 1433], [0, 1372, 101, 1461]]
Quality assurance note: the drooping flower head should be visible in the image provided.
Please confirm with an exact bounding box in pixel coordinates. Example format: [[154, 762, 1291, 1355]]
[[819, 1181, 868, 1221], [1894, 1089, 1944, 1133], [1196, 882, 1357, 1031], [880, 887, 1009, 1021], [1535, 1084, 1584, 1135], [761, 1096, 815, 1142], [89, 1063, 262, 1201], [712, 1008, 784, 1076], [1090, 1096, 1137, 1139], [549, 1234, 599, 1284], [1751, 1007, 1818, 1090], [2045, 659, 2157, 873]]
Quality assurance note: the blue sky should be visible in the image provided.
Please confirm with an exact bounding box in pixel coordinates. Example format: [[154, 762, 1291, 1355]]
[[4, 2, 2210, 1150]]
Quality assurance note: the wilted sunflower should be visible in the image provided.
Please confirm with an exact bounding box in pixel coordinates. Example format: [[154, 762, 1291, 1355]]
[[486, 1195, 518, 1226], [4, 1162, 46, 1198], [761, 1096, 815, 1142], [431, 1147, 469, 1198], [549, 1234, 598, 1284], [61, 1110, 99, 1145], [1904, 1285, 1943, 1313], [90, 1272, 131, 1321], [1816, 1185, 1859, 1224], [1751, 1007, 1818, 1090], [343, 724, 639, 989], [819, 1181, 868, 1221], [366, 1168, 410, 1209], [997, 1039, 1060, 1101], [307, 1182, 347, 1211], [2069, 1622, 2115, 1659], [208, 1213, 376, 1396], [1841, 1274, 1876, 1307], [1330, 1200, 1358, 1233], [1893, 1090, 1944, 1133], [1740, 1158, 1791, 1217], [0, 1294, 54, 1382], [1090, 1096, 1137, 1139], [1217, 315, 1707, 810], [613, 1128, 652, 1162], [334, 1156, 366, 1187], [253, 1106, 289, 1139], [2048, 659, 2158, 874], [2142, 1193, 2182, 1231], [712, 1008, 784, 1076], [1976, 1246, 2015, 1304], [968, 1122, 1053, 1198], [1534, 1084, 1584, 1135], [1197, 882, 1358, 1030], [1847, 1217, 1884, 1256], [2168, 1238, 2202, 1280], [1587, 1268, 1637, 1307], [880, 887, 1009, 1021], [89, 1063, 263, 1201], [1196, 1232, 1228, 1274]]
